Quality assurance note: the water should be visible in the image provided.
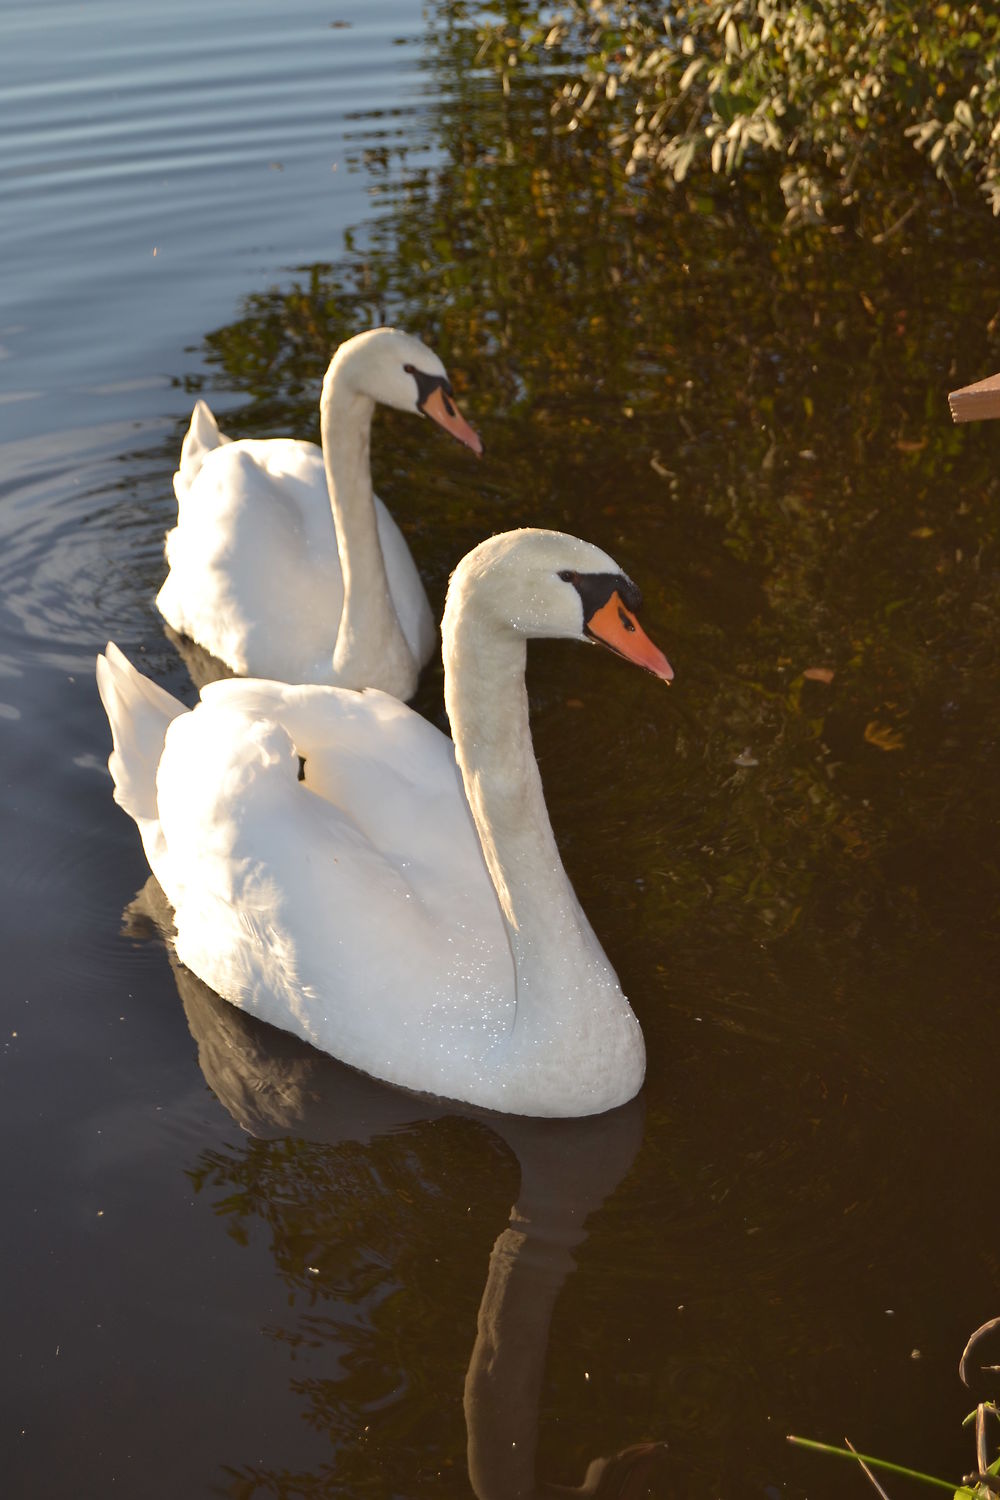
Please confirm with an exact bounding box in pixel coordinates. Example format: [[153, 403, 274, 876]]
[[3, 2, 1000, 1496]]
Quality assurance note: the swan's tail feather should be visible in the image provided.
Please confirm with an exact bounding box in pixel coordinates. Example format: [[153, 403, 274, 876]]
[[174, 399, 230, 497], [96, 644, 186, 828]]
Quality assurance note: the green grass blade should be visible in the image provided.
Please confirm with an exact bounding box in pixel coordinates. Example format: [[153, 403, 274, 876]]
[[786, 1435, 979, 1495]]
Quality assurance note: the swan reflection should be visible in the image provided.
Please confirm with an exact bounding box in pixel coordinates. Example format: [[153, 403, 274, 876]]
[[161, 622, 235, 694], [124, 877, 668, 1498]]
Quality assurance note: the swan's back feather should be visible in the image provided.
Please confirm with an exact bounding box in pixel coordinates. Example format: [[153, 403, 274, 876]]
[[96, 643, 185, 827], [175, 399, 230, 496], [197, 678, 490, 922]]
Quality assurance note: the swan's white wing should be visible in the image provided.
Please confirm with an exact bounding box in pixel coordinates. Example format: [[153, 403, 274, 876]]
[[175, 399, 231, 492], [199, 679, 475, 887], [158, 439, 344, 679], [157, 681, 515, 1095], [96, 642, 186, 872], [158, 434, 435, 683]]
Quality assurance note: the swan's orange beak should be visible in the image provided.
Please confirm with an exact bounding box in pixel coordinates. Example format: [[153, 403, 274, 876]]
[[421, 385, 483, 457], [585, 593, 674, 681]]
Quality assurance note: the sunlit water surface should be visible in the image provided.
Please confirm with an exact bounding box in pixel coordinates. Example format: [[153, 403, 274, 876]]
[[3, 2, 1000, 1497]]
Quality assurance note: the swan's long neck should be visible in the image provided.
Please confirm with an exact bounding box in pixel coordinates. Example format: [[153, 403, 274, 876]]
[[320, 371, 416, 697], [444, 587, 644, 1111]]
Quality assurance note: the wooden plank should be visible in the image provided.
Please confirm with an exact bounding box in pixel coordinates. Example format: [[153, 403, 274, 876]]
[[948, 371, 1000, 423]]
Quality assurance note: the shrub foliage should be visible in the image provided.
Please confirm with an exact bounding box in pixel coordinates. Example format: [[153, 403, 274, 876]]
[[474, 1, 1000, 229]]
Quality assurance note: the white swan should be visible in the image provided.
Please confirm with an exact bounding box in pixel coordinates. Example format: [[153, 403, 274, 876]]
[[155, 327, 482, 699], [99, 528, 673, 1117]]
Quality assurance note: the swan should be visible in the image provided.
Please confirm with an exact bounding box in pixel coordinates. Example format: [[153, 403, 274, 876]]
[[98, 527, 673, 1117], [155, 327, 482, 698]]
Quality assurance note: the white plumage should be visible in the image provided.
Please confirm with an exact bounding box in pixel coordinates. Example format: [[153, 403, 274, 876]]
[[100, 528, 673, 1117], [156, 327, 480, 698]]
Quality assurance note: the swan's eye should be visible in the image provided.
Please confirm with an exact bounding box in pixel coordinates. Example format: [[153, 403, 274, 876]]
[[558, 569, 579, 584], [405, 363, 452, 415]]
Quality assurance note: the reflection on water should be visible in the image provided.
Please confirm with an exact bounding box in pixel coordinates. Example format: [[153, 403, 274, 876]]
[[4, 0, 1000, 1494], [126, 877, 666, 1498], [162, 623, 237, 693]]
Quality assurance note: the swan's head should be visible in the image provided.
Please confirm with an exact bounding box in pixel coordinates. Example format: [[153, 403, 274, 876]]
[[447, 528, 674, 681], [327, 327, 482, 455]]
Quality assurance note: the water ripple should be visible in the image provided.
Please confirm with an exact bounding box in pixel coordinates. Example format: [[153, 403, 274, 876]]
[[0, 420, 176, 669]]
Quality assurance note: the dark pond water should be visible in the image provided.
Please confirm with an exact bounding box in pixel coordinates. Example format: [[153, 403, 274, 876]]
[[4, 2, 1000, 1496]]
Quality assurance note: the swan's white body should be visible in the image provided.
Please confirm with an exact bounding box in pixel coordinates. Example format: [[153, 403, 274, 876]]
[[157, 422, 434, 685], [100, 529, 672, 1117], [156, 328, 479, 699]]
